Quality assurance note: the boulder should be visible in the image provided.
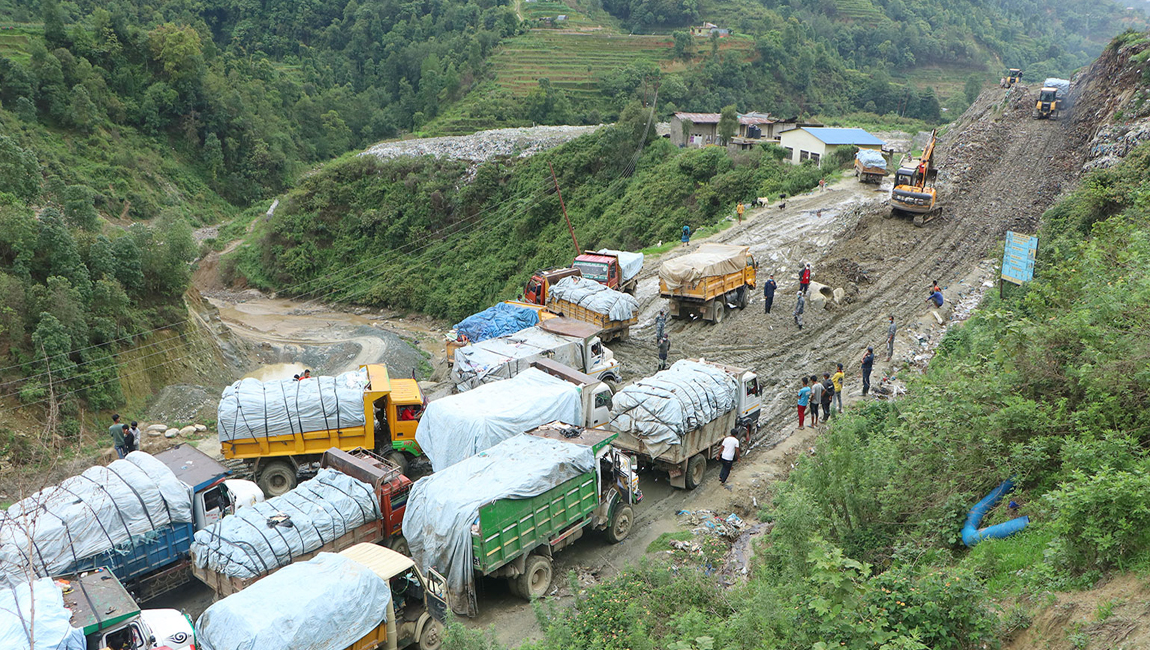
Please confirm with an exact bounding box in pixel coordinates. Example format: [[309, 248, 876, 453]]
[[148, 428, 163, 437], [164, 428, 180, 438], [147, 424, 168, 433], [179, 425, 197, 436], [832, 287, 845, 304], [194, 424, 208, 433]]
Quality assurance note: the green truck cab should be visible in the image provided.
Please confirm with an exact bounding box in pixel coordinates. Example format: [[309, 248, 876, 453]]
[[470, 423, 640, 602], [59, 567, 195, 650]]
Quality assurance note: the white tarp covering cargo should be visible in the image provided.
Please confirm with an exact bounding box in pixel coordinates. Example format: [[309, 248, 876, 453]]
[[190, 469, 379, 580], [0, 452, 193, 589], [659, 244, 747, 291], [549, 277, 639, 321], [609, 360, 738, 456], [196, 552, 390, 650], [217, 368, 368, 443], [855, 149, 887, 170], [0, 578, 86, 650], [1043, 78, 1070, 97], [452, 327, 582, 391], [597, 249, 644, 282], [403, 435, 594, 615], [416, 368, 583, 472]]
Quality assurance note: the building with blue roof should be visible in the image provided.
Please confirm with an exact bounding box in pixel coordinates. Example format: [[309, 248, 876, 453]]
[[779, 127, 885, 166]]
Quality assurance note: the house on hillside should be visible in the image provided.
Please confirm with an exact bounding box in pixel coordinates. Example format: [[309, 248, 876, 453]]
[[778, 127, 884, 166], [671, 111, 823, 148], [690, 22, 729, 37]]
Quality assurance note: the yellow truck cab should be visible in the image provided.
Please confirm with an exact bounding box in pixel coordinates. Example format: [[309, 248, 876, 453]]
[[220, 364, 426, 496]]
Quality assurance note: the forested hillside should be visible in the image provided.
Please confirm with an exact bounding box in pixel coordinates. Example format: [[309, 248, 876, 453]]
[[229, 106, 829, 320]]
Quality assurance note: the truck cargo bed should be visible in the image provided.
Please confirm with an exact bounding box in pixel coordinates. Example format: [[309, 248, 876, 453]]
[[192, 519, 384, 598], [547, 297, 636, 341]]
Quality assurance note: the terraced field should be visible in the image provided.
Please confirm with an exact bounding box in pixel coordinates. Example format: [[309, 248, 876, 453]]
[[831, 0, 887, 24], [0, 25, 35, 64], [519, 0, 598, 29]]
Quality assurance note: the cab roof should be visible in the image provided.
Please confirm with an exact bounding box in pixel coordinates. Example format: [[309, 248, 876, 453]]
[[574, 253, 613, 264], [364, 364, 424, 404], [155, 444, 230, 493], [59, 568, 139, 636], [340, 542, 414, 580]]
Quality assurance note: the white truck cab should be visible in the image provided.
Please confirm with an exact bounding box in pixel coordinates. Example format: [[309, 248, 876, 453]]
[[530, 358, 614, 428]]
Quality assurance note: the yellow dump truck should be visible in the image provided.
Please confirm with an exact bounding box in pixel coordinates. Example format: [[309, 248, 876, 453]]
[[659, 243, 757, 323], [217, 364, 425, 496]]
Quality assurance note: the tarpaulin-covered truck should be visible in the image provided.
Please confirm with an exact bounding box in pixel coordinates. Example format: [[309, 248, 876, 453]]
[[573, 249, 644, 294], [218, 364, 426, 496], [191, 447, 412, 599], [1, 571, 196, 650], [0, 449, 260, 601], [404, 423, 639, 616], [660, 243, 757, 323], [610, 359, 761, 490], [416, 362, 612, 472], [195, 547, 448, 650], [854, 149, 889, 184], [444, 301, 557, 366], [546, 276, 639, 342], [452, 317, 621, 392]]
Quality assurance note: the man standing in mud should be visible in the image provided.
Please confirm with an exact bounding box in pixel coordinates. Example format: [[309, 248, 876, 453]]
[[793, 290, 805, 330], [800, 263, 811, 294], [763, 274, 777, 314], [658, 334, 671, 370], [655, 309, 666, 343]]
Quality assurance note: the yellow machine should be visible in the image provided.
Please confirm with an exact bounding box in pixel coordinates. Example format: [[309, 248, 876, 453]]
[[222, 364, 425, 495], [890, 129, 939, 226], [1004, 68, 1022, 87]]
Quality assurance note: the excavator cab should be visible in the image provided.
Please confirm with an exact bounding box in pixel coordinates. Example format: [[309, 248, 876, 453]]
[[1034, 87, 1060, 120], [1006, 69, 1022, 87]]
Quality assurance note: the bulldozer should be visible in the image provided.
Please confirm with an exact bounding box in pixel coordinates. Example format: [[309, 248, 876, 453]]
[[890, 129, 939, 227], [1003, 68, 1022, 88], [1033, 78, 1069, 120]]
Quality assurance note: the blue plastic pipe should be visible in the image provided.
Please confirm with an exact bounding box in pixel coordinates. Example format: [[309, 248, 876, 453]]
[[961, 478, 1030, 547]]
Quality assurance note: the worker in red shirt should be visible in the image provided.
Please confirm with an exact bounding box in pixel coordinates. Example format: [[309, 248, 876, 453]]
[[799, 263, 811, 294]]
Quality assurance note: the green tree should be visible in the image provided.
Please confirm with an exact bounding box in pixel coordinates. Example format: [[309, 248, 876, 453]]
[[718, 104, 738, 145], [87, 235, 116, 280], [203, 133, 224, 180], [41, 0, 67, 49], [672, 31, 693, 60], [15, 97, 37, 123], [146, 24, 205, 84], [70, 85, 98, 133], [64, 185, 100, 231], [0, 135, 40, 203], [111, 235, 145, 294], [33, 208, 91, 301]]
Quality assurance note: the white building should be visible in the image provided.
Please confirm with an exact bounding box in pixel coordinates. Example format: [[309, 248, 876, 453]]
[[778, 127, 885, 166]]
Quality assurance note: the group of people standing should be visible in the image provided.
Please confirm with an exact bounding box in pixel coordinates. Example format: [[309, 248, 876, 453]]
[[108, 414, 141, 459], [796, 365, 844, 429], [759, 263, 813, 332]]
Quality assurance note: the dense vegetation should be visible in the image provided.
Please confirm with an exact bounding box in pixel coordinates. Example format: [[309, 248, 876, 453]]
[[444, 140, 1150, 649], [229, 105, 828, 320]]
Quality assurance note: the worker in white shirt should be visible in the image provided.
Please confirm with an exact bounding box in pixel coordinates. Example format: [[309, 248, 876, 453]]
[[718, 431, 741, 485]]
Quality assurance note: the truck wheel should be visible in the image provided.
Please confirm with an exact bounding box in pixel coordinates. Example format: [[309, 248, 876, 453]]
[[419, 619, 445, 650], [737, 289, 747, 309], [712, 303, 725, 324], [606, 505, 634, 543], [386, 451, 410, 477], [514, 555, 553, 601], [388, 535, 410, 556], [685, 454, 706, 490], [257, 460, 297, 498]]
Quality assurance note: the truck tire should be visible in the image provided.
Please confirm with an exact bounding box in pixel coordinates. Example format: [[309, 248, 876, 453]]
[[386, 451, 410, 477], [737, 288, 747, 309], [712, 302, 725, 324], [606, 505, 634, 543], [685, 454, 706, 490], [514, 554, 553, 601], [388, 535, 410, 556], [257, 460, 297, 498], [418, 619, 445, 650]]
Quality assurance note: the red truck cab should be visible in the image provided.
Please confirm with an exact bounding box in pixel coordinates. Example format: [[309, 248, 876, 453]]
[[574, 251, 637, 293], [321, 447, 413, 553]]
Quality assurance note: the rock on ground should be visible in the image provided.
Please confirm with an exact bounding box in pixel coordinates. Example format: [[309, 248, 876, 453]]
[[146, 384, 217, 425]]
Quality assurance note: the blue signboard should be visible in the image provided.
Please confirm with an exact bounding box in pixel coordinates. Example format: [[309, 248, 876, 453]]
[[1002, 231, 1038, 285]]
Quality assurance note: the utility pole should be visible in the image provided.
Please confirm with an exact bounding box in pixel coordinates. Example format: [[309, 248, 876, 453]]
[[549, 161, 579, 254]]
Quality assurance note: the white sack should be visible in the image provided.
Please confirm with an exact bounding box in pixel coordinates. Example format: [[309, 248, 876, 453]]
[[0, 452, 193, 588], [217, 368, 368, 443], [0, 578, 86, 650], [596, 249, 644, 281], [416, 368, 583, 471]]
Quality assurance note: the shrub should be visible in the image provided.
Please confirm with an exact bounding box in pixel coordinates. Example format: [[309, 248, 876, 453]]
[[1044, 466, 1150, 569]]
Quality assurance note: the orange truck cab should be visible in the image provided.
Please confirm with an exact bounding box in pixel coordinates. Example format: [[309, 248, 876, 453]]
[[572, 252, 637, 293], [524, 267, 581, 305]]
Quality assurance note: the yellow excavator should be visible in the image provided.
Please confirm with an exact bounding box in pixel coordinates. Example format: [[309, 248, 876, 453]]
[[890, 129, 939, 227], [1003, 68, 1022, 88]]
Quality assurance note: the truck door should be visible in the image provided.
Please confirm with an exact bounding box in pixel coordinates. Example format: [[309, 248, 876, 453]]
[[422, 567, 449, 624], [588, 340, 604, 373], [196, 482, 231, 529], [99, 621, 148, 650], [742, 374, 761, 414], [588, 385, 612, 428]]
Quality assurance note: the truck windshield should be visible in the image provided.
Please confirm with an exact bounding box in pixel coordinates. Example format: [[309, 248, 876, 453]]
[[1040, 90, 1056, 101], [573, 260, 609, 281]]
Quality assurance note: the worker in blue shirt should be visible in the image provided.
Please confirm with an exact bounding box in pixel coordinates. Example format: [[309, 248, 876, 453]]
[[681, 225, 691, 243], [927, 289, 944, 308]]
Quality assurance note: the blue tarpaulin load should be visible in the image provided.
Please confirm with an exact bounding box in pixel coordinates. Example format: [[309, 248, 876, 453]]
[[454, 303, 540, 343], [855, 149, 887, 170]]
